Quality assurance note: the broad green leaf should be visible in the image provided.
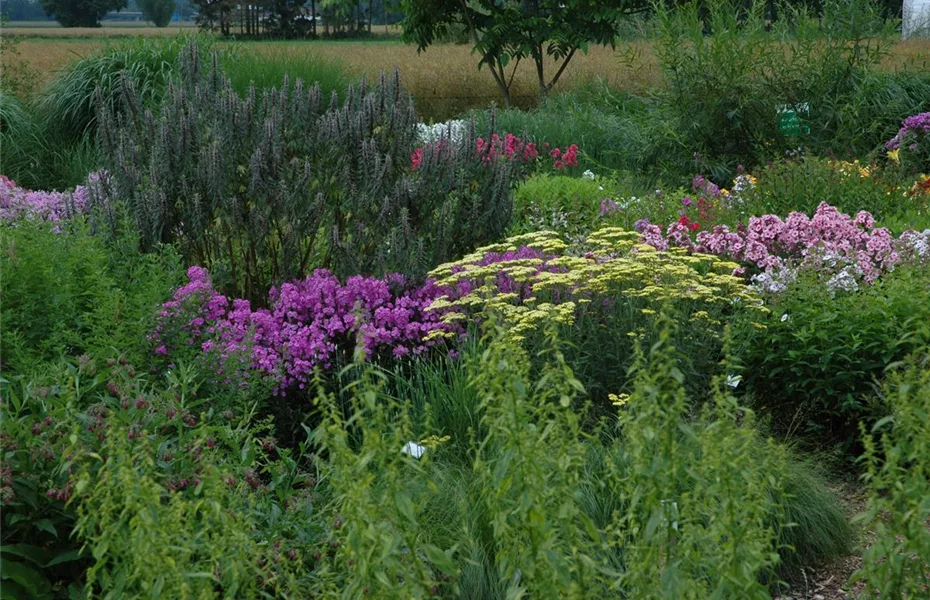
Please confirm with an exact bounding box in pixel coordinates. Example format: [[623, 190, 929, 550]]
[[0, 558, 53, 600]]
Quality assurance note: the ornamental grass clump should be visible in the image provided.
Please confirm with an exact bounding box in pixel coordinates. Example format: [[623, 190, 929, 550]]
[[96, 41, 517, 301]]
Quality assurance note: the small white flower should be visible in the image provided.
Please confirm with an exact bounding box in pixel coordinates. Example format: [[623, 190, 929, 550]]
[[780, 313, 789, 322], [582, 169, 596, 180], [401, 441, 426, 459], [598, 186, 604, 191], [726, 374, 742, 388]]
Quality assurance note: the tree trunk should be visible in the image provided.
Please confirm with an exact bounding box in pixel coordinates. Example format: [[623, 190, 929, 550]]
[[311, 0, 316, 37]]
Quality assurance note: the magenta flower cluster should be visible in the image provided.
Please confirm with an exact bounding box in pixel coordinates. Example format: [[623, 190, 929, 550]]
[[0, 175, 89, 224], [636, 202, 930, 294], [886, 111, 930, 151], [411, 133, 578, 172], [153, 267, 453, 392]]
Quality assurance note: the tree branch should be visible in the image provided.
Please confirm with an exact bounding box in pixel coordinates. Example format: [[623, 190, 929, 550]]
[[546, 46, 578, 92], [506, 55, 522, 91]]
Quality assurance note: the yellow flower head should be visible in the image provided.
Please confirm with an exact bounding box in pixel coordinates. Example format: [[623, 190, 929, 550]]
[[609, 393, 631, 408]]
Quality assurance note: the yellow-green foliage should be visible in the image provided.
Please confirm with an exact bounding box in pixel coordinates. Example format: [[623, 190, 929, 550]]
[[853, 354, 930, 598], [72, 415, 306, 598], [426, 228, 766, 344]]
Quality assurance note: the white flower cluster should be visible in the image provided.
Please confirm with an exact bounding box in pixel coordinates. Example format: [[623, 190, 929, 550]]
[[416, 119, 467, 146], [725, 174, 757, 207], [582, 169, 596, 180], [825, 267, 860, 297], [899, 229, 930, 261], [750, 267, 797, 295]]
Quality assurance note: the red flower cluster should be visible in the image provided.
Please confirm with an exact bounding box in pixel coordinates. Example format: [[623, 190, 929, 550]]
[[549, 144, 579, 170], [476, 133, 539, 165], [678, 215, 701, 232]]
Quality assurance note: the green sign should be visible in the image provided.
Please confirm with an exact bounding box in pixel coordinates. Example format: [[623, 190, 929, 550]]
[[777, 104, 811, 137]]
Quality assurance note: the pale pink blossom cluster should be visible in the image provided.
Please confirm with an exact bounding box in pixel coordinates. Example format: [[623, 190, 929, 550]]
[[636, 202, 930, 294]]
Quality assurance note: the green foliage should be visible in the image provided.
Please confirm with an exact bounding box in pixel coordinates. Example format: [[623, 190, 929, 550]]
[[614, 322, 785, 597], [311, 365, 451, 597], [0, 316, 853, 597], [827, 69, 930, 161], [138, 0, 175, 27], [773, 450, 856, 578], [470, 83, 681, 179], [652, 0, 902, 179], [0, 93, 34, 140], [401, 0, 649, 105], [467, 322, 604, 596], [0, 124, 101, 192], [73, 414, 304, 598], [99, 42, 516, 299], [38, 0, 126, 27], [0, 18, 38, 99], [40, 35, 213, 141], [511, 173, 621, 240], [852, 353, 930, 598], [0, 220, 182, 373], [1, 355, 287, 599], [309, 317, 851, 597], [746, 157, 913, 222], [222, 47, 348, 100], [733, 265, 930, 452]]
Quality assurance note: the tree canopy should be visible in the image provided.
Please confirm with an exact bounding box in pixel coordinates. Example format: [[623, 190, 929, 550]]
[[40, 0, 127, 26], [401, 0, 649, 105], [139, 0, 175, 26]]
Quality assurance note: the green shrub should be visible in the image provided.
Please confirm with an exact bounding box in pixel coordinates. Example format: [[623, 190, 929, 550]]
[[0, 220, 182, 373], [469, 84, 687, 180], [652, 0, 902, 179], [311, 318, 853, 597], [733, 265, 930, 453], [852, 353, 930, 598], [826, 69, 930, 161], [510, 173, 624, 241], [0, 126, 101, 192], [99, 42, 517, 300], [746, 157, 906, 221], [0, 317, 852, 597], [1, 354, 287, 599]]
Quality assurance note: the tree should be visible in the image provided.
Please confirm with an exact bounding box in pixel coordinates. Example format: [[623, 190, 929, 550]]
[[139, 0, 175, 26], [401, 0, 649, 105], [193, 0, 234, 34], [40, 0, 126, 26]]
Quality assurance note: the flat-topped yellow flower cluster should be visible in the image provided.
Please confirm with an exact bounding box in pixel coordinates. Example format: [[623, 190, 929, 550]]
[[424, 228, 767, 343]]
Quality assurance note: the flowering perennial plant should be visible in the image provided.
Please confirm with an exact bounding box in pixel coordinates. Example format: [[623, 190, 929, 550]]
[[635, 202, 930, 295], [0, 175, 90, 225], [886, 112, 930, 151], [425, 229, 764, 343], [153, 267, 452, 392], [412, 132, 578, 173], [886, 112, 930, 173]]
